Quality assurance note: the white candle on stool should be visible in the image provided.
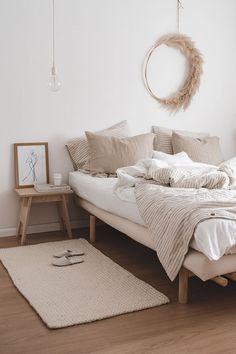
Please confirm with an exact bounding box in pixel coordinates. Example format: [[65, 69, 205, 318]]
[[53, 173, 62, 186]]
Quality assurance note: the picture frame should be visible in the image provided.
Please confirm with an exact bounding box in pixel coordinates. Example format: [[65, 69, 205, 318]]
[[14, 142, 49, 188]]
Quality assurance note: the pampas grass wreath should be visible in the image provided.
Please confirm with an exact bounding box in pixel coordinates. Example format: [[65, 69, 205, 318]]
[[143, 33, 203, 112]]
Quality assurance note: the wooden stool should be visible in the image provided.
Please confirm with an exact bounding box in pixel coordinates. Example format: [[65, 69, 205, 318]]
[[15, 188, 73, 245]]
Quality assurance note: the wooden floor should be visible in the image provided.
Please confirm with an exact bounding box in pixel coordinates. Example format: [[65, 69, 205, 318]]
[[1, 227, 236, 354]]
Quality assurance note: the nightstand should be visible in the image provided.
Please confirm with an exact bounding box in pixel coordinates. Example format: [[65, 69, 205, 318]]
[[15, 188, 73, 245]]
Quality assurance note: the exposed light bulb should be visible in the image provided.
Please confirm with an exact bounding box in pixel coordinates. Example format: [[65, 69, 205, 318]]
[[48, 66, 61, 92]]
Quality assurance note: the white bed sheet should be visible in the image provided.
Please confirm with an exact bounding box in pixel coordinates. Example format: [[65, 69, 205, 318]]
[[69, 172, 144, 226], [69, 171, 236, 261]]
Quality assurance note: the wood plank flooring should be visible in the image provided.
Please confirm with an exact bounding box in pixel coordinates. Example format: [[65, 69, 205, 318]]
[[1, 226, 236, 354]]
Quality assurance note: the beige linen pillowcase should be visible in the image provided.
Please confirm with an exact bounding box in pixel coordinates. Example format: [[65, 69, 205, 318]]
[[152, 126, 209, 154], [172, 132, 224, 165], [85, 132, 155, 174], [66, 120, 131, 170]]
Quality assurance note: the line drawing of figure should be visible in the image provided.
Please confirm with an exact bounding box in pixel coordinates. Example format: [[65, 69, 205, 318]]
[[22, 149, 38, 183]]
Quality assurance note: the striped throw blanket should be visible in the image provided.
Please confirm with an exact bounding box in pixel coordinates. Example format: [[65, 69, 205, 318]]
[[151, 166, 229, 189], [135, 183, 236, 281]]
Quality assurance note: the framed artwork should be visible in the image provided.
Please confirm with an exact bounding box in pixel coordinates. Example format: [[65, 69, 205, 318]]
[[14, 142, 49, 188]]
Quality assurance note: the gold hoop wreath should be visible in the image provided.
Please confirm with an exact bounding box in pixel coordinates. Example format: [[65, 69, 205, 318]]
[[143, 33, 203, 111]]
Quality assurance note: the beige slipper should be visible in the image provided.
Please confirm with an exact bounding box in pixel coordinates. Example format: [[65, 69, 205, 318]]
[[52, 256, 84, 267], [53, 249, 85, 258]]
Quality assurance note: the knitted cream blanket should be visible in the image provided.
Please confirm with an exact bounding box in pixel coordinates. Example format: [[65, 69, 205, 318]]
[[135, 183, 236, 281]]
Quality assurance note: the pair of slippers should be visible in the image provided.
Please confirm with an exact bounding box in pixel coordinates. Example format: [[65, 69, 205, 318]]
[[52, 249, 85, 267]]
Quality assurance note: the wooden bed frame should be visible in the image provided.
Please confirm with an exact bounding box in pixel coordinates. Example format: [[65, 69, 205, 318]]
[[75, 196, 236, 304]]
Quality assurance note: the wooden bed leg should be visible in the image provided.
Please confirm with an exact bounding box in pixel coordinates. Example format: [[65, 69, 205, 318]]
[[211, 276, 228, 287], [89, 215, 96, 243], [178, 268, 189, 304], [225, 273, 236, 282]]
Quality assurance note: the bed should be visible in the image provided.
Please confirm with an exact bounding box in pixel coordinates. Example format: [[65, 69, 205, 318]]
[[69, 171, 236, 304]]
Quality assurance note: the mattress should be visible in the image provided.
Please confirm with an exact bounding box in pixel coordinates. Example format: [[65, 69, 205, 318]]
[[69, 171, 236, 261]]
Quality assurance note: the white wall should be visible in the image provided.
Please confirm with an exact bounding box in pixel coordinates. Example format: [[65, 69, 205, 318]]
[[1, 0, 236, 236]]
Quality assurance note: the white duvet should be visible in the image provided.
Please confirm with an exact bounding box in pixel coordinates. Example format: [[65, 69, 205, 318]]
[[113, 152, 236, 260], [69, 153, 236, 261], [115, 153, 236, 202]]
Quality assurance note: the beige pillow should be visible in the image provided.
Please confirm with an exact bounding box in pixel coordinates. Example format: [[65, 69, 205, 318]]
[[172, 132, 224, 165], [152, 126, 208, 154], [66, 120, 131, 170], [85, 132, 155, 174]]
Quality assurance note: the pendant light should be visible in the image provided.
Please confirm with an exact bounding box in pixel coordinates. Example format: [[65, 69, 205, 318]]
[[48, 0, 61, 92]]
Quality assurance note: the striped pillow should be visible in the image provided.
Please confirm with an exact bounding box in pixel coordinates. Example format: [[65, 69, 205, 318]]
[[152, 126, 208, 154], [66, 120, 131, 170]]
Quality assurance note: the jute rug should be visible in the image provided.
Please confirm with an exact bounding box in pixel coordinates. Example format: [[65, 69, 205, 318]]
[[0, 239, 169, 328]]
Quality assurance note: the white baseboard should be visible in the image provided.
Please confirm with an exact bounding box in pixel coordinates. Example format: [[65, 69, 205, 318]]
[[0, 219, 89, 238]]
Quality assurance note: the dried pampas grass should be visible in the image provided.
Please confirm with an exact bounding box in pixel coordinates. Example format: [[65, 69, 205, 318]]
[[143, 33, 203, 112]]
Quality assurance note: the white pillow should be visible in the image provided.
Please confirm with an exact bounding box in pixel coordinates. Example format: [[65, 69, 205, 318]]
[[152, 151, 193, 165], [219, 157, 236, 187], [219, 157, 236, 169]]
